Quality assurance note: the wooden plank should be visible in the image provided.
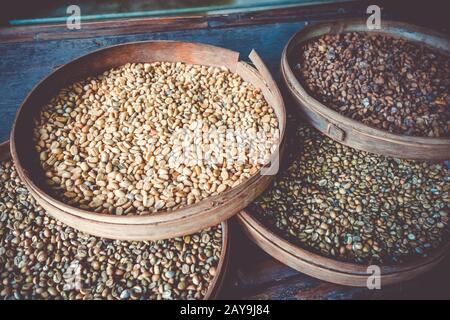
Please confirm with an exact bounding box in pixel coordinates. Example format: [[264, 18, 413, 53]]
[[0, 2, 372, 43], [242, 278, 375, 300], [237, 259, 299, 288]]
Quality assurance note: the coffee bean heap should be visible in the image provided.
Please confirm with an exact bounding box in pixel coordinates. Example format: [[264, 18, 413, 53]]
[[251, 125, 449, 264], [296, 32, 449, 137], [0, 160, 223, 300], [34, 62, 279, 215]]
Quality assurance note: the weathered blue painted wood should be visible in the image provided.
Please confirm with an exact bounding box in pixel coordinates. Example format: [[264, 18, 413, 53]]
[[0, 21, 306, 141]]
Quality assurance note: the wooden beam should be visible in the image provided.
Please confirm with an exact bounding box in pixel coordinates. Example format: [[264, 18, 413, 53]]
[[0, 1, 374, 43]]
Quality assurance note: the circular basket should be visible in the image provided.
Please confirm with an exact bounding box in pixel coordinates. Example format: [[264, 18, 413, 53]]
[[237, 209, 450, 287], [10, 41, 286, 241], [1, 139, 228, 299], [281, 19, 450, 160]]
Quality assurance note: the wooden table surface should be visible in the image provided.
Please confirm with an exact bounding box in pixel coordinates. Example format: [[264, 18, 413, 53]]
[[0, 0, 449, 299]]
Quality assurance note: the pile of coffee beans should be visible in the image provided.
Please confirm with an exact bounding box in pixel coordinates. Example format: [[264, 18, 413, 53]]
[[251, 125, 449, 264], [296, 32, 449, 137], [34, 62, 279, 215], [0, 159, 223, 300]]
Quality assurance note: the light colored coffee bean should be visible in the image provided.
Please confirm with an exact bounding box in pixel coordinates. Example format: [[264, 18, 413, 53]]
[[33, 62, 279, 215]]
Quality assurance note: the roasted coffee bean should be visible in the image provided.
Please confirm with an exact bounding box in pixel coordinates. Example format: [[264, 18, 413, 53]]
[[295, 32, 449, 137]]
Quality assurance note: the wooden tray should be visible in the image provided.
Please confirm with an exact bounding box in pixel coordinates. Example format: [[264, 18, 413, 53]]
[[10, 40, 286, 240], [237, 209, 450, 287], [0, 139, 228, 300], [281, 19, 450, 160]]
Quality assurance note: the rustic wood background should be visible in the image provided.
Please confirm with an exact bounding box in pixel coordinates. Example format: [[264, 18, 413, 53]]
[[0, 0, 449, 299]]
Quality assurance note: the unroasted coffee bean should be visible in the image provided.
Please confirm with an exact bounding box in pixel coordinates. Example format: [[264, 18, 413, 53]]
[[34, 62, 279, 215], [295, 32, 449, 137]]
